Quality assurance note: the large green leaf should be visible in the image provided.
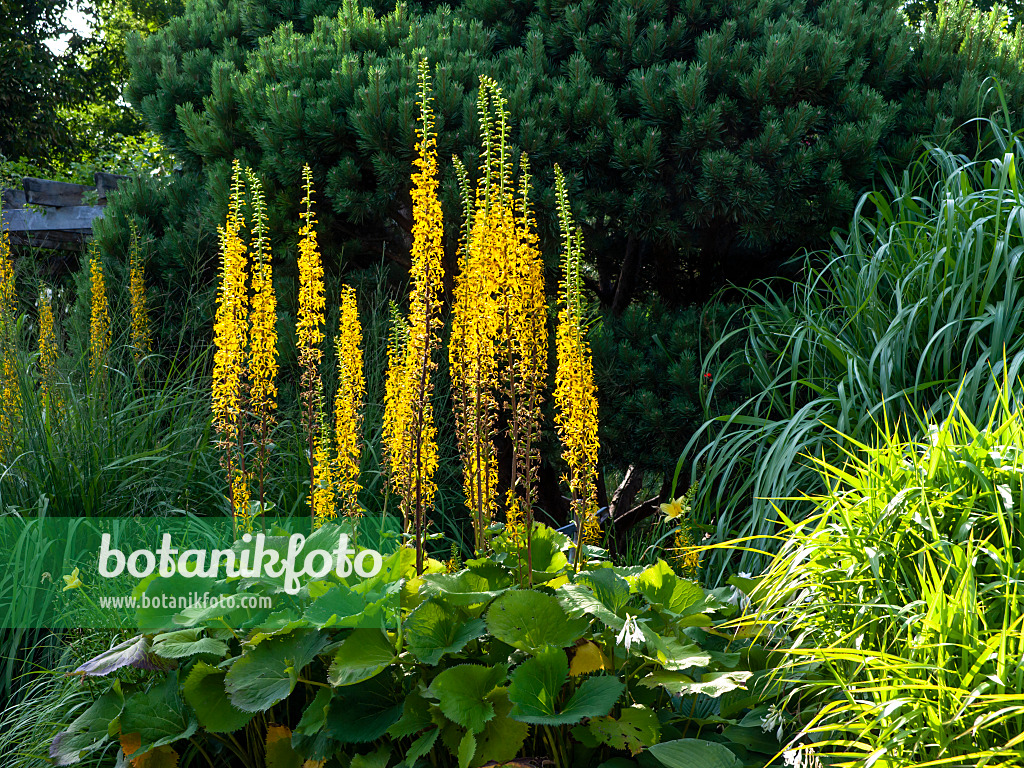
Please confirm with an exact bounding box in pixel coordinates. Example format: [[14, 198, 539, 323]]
[[640, 670, 751, 698], [153, 628, 229, 659], [647, 739, 743, 768], [507, 646, 623, 725], [474, 688, 530, 767], [426, 664, 506, 734], [182, 661, 256, 733], [389, 690, 435, 739], [576, 568, 632, 613], [486, 590, 589, 653], [557, 584, 625, 630], [303, 583, 387, 628], [325, 674, 405, 743], [634, 561, 704, 614], [120, 674, 198, 758], [328, 629, 394, 686], [295, 687, 333, 736], [49, 688, 123, 766], [420, 567, 512, 611], [225, 630, 329, 712], [586, 705, 661, 755], [405, 601, 487, 665], [641, 633, 712, 671]]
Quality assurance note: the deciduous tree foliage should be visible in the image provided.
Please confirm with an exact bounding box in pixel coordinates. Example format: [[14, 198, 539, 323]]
[[122, 0, 1024, 308]]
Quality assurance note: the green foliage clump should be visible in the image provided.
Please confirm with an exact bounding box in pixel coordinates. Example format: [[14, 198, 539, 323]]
[[120, 0, 1024, 308], [591, 300, 755, 485], [686, 123, 1024, 585], [48, 522, 785, 768], [751, 382, 1024, 765]]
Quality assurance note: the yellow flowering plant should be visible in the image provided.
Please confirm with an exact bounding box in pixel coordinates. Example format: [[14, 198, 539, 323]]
[[554, 165, 601, 567], [38, 287, 60, 416], [246, 168, 278, 509], [88, 243, 110, 382], [128, 221, 151, 372], [0, 206, 19, 446], [212, 160, 253, 528], [450, 77, 549, 580], [334, 284, 365, 519], [382, 60, 444, 575], [296, 164, 333, 526]]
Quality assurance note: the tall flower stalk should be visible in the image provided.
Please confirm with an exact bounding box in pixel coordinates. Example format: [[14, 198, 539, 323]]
[[334, 284, 365, 519], [296, 164, 332, 526], [38, 287, 59, 416], [88, 243, 110, 382], [246, 168, 278, 512], [383, 60, 444, 575], [212, 160, 252, 529], [0, 209, 19, 446], [451, 78, 548, 577], [554, 165, 601, 568], [128, 221, 151, 372]]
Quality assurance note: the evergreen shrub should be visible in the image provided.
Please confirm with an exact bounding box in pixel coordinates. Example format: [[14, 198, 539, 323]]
[[113, 0, 1024, 308]]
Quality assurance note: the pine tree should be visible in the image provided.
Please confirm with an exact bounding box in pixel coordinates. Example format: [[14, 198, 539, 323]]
[[122, 0, 1024, 309]]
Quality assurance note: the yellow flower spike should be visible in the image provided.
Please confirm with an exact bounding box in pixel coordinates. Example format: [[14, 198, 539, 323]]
[[382, 60, 444, 575], [246, 168, 278, 511], [334, 284, 365, 519], [62, 567, 84, 591], [296, 165, 331, 525], [38, 287, 60, 415], [128, 221, 151, 369], [553, 166, 601, 561], [212, 160, 251, 527], [88, 244, 110, 381], [0, 204, 18, 445]]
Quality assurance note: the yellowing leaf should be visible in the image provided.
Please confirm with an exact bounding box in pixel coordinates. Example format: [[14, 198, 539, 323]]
[[569, 641, 608, 676]]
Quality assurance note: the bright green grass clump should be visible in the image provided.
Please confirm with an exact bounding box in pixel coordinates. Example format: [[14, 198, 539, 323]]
[[687, 121, 1024, 584], [752, 378, 1024, 767]]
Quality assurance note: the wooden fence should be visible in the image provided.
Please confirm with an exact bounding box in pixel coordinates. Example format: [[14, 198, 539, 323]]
[[1, 173, 127, 251]]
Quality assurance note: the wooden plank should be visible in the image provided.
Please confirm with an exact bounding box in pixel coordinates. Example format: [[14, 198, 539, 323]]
[[9, 229, 91, 252], [22, 177, 95, 207], [3, 205, 105, 232], [94, 172, 128, 201], [2, 188, 26, 209]]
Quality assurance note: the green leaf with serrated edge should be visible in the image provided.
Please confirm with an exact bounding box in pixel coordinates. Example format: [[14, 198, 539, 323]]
[[426, 664, 506, 733], [486, 590, 589, 653], [493, 523, 571, 575], [295, 687, 333, 736], [303, 584, 375, 627], [576, 568, 631, 613], [153, 628, 229, 659], [49, 688, 123, 766], [474, 688, 530, 766], [557, 584, 625, 630], [225, 630, 329, 712], [324, 674, 404, 744], [587, 705, 661, 755], [404, 728, 439, 766], [634, 561, 704, 614], [182, 661, 256, 733], [640, 632, 711, 671], [120, 674, 197, 758], [328, 629, 394, 686], [640, 670, 751, 698], [351, 744, 391, 768], [420, 569, 511, 610], [507, 646, 623, 725], [457, 731, 475, 768], [647, 739, 744, 768], [388, 690, 434, 739], [405, 601, 487, 664]]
